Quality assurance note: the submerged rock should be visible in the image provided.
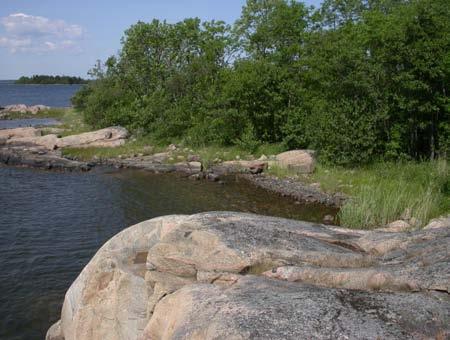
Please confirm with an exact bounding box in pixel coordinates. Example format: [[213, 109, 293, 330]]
[[47, 212, 449, 340]]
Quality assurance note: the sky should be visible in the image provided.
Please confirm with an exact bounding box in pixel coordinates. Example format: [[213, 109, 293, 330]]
[[0, 0, 321, 79]]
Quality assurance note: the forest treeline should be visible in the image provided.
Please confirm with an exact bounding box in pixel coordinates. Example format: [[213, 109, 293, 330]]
[[72, 0, 450, 165], [16, 75, 88, 85]]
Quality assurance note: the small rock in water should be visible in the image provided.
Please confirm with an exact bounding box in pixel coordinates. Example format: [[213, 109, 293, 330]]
[[323, 215, 334, 225], [249, 162, 267, 174], [189, 174, 202, 180], [207, 173, 220, 182]]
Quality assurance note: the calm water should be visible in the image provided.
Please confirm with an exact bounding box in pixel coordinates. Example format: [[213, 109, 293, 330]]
[[0, 80, 82, 107], [0, 118, 61, 130], [0, 166, 336, 340]]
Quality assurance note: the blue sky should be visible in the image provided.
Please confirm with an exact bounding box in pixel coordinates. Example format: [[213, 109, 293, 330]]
[[0, 0, 321, 79]]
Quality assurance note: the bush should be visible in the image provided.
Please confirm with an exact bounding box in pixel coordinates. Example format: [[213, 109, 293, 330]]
[[71, 0, 450, 165]]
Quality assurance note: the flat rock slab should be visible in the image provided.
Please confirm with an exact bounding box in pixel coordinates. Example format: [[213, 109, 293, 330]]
[[47, 212, 450, 340], [0, 145, 91, 171], [147, 276, 449, 340], [4, 126, 129, 150], [0, 127, 41, 139]]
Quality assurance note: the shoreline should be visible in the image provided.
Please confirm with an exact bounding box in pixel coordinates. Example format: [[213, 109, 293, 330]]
[[0, 142, 343, 209], [1, 108, 447, 230]]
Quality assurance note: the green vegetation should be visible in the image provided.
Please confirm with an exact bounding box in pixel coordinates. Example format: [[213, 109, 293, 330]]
[[5, 108, 68, 120], [62, 138, 284, 167], [62, 135, 160, 160], [313, 161, 449, 229], [33, 108, 448, 229], [16, 75, 88, 85], [72, 0, 449, 166], [64, 0, 450, 228], [267, 160, 449, 229], [9, 107, 91, 136]]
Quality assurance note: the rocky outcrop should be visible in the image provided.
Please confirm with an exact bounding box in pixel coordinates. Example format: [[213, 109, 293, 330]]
[[0, 127, 128, 170], [0, 104, 50, 115], [0, 144, 91, 171], [56, 127, 129, 148], [147, 276, 449, 340], [47, 212, 450, 340], [8, 134, 60, 150], [0, 127, 41, 139], [5, 126, 129, 150]]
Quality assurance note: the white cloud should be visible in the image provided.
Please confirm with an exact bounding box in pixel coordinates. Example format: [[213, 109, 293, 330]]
[[0, 13, 85, 53]]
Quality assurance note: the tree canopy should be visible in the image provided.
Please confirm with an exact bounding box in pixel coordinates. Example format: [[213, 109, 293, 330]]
[[73, 0, 450, 165]]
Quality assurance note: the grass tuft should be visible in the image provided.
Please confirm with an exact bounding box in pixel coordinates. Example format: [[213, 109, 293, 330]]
[[311, 161, 449, 229]]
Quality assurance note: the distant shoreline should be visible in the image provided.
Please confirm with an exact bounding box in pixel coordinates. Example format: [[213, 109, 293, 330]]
[[0, 80, 84, 85], [14, 75, 88, 85]]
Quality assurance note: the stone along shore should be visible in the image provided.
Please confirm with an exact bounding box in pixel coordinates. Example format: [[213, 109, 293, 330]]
[[0, 125, 344, 207], [46, 212, 449, 339]]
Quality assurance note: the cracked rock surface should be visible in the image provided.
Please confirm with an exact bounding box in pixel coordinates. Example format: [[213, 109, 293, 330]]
[[46, 212, 450, 340]]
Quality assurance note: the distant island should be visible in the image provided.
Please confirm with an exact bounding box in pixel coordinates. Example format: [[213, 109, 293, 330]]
[[15, 75, 88, 85]]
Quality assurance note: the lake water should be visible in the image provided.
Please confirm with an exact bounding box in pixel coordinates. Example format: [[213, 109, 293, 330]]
[[0, 82, 337, 339], [0, 80, 82, 107], [0, 166, 336, 340], [0, 118, 61, 130]]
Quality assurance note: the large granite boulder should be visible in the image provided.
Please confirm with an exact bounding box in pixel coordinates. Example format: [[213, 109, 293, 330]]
[[275, 149, 316, 173], [47, 213, 450, 340]]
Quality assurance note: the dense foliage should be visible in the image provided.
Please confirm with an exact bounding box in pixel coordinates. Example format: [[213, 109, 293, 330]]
[[16, 75, 88, 85], [73, 0, 450, 165]]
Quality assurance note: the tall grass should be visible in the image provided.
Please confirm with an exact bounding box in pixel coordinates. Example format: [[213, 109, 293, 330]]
[[313, 161, 449, 229]]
